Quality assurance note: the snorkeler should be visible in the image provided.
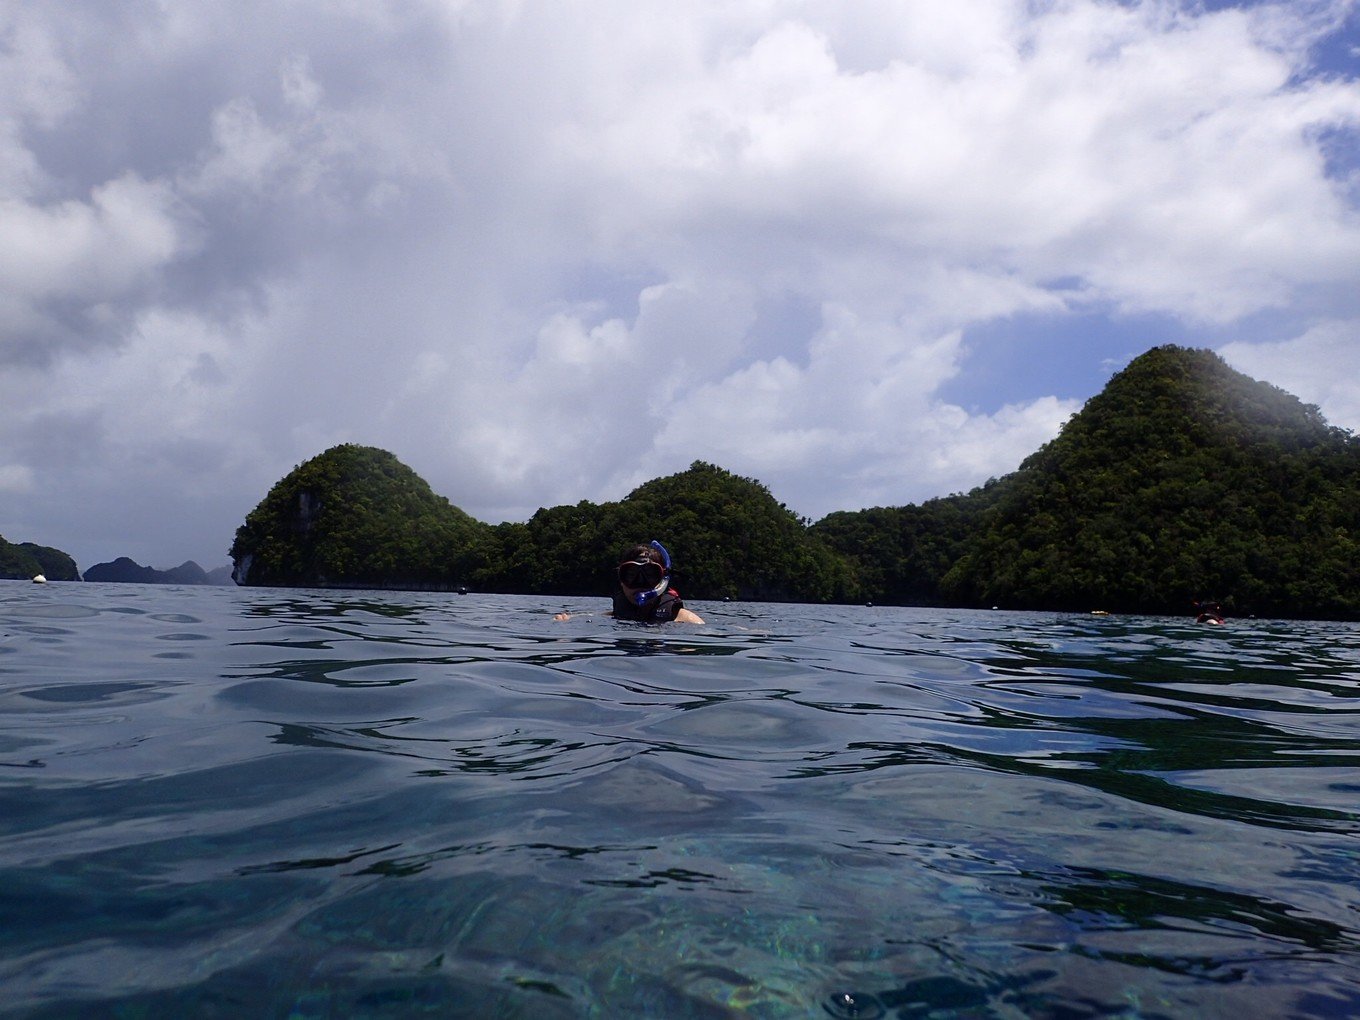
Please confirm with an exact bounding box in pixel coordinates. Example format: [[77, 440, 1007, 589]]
[[554, 540, 704, 623], [1193, 600, 1226, 625]]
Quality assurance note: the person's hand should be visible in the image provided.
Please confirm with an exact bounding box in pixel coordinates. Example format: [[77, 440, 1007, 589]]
[[553, 612, 570, 621]]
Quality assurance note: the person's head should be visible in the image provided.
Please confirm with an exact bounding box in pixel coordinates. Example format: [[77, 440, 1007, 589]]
[[617, 541, 671, 604]]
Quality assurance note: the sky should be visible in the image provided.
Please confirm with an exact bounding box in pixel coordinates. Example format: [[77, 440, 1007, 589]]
[[2, 0, 1359, 572]]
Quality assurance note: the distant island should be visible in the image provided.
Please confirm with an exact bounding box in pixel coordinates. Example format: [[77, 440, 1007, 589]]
[[0, 538, 79, 581], [83, 558, 235, 586], [229, 444, 846, 600], [229, 346, 1360, 620], [0, 546, 235, 585]]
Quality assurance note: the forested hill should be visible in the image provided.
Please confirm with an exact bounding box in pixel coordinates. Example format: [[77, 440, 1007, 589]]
[[229, 447, 853, 600], [229, 444, 492, 588], [488, 462, 854, 602], [816, 345, 1360, 617], [0, 536, 80, 581], [229, 347, 1360, 618]]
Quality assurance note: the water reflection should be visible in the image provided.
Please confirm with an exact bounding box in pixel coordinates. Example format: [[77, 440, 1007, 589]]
[[1038, 865, 1359, 957]]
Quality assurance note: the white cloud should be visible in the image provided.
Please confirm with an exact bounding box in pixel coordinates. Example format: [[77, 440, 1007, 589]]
[[0, 463, 35, 495], [0, 7, 80, 132], [1, 0, 1358, 566], [652, 313, 1081, 516], [548, 0, 1360, 321], [1221, 321, 1360, 432], [0, 174, 189, 363]]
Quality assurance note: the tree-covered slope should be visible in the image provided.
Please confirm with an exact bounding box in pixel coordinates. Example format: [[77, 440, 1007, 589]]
[[0, 537, 80, 580], [616, 462, 854, 602], [812, 490, 995, 606], [813, 345, 1360, 617], [485, 462, 856, 602], [225, 347, 1360, 617], [938, 345, 1360, 616], [229, 444, 494, 588], [229, 454, 851, 600]]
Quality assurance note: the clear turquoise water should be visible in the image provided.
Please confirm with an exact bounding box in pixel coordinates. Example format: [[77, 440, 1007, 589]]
[[2, 582, 1360, 1018]]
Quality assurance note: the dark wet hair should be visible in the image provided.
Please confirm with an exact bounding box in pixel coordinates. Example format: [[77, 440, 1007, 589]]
[[619, 544, 666, 567]]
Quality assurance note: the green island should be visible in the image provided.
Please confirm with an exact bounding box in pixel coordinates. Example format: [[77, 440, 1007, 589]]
[[226, 345, 1360, 620], [0, 538, 79, 582]]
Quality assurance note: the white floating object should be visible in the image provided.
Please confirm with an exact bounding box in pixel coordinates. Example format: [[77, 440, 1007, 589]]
[[32, 574, 47, 583]]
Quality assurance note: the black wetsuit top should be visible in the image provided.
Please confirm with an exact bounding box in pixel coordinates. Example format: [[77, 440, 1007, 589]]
[[612, 589, 684, 622]]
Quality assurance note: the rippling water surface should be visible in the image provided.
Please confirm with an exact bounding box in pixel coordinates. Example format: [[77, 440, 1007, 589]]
[[3, 582, 1360, 1018]]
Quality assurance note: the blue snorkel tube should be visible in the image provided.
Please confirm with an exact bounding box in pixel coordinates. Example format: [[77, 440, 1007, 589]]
[[632, 540, 672, 607]]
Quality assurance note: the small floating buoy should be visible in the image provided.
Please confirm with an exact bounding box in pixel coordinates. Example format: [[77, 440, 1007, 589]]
[[32, 574, 46, 584]]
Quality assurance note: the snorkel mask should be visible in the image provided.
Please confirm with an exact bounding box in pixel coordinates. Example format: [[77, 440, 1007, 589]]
[[618, 540, 671, 607]]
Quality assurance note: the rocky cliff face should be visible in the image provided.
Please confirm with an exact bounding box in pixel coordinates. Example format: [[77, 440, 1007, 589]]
[[231, 554, 254, 586]]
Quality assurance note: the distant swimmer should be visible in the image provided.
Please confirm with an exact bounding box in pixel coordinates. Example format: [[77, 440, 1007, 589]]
[[1193, 600, 1225, 625]]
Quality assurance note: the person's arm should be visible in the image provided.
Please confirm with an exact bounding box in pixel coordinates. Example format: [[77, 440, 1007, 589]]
[[676, 607, 704, 624]]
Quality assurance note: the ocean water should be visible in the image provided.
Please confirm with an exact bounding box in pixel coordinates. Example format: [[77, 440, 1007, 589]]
[[2, 583, 1360, 1019]]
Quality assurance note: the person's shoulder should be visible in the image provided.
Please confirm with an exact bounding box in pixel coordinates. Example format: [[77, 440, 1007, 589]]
[[676, 607, 704, 624]]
